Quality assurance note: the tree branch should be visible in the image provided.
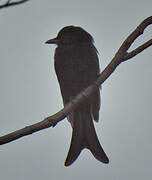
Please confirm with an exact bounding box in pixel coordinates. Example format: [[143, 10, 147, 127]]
[[0, 0, 29, 9], [0, 16, 152, 145]]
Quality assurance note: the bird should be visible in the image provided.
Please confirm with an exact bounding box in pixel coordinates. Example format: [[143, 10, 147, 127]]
[[45, 26, 109, 166]]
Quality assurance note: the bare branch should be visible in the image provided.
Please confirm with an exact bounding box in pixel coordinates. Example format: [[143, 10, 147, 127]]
[[0, 0, 29, 9], [0, 16, 152, 145], [124, 39, 152, 60]]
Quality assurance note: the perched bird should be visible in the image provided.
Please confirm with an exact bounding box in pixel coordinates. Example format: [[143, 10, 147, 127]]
[[45, 26, 109, 166]]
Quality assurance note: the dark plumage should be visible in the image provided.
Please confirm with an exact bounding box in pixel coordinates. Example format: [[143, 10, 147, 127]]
[[46, 26, 109, 166]]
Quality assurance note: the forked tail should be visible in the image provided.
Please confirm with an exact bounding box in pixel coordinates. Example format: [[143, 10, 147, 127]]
[[65, 108, 109, 166]]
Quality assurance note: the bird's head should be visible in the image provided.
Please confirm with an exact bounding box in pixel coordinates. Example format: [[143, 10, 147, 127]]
[[45, 26, 94, 46]]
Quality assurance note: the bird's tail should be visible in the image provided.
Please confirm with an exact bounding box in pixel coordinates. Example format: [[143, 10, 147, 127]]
[[64, 108, 109, 166]]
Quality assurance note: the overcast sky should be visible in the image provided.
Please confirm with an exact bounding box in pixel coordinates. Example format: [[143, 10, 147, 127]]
[[0, 0, 152, 179]]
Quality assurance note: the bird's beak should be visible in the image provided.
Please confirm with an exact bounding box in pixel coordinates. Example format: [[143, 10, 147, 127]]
[[45, 37, 58, 44]]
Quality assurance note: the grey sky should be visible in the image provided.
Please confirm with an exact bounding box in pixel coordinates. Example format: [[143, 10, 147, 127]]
[[0, 0, 152, 179]]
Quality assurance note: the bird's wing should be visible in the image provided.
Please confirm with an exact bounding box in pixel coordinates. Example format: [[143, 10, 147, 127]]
[[90, 88, 100, 122]]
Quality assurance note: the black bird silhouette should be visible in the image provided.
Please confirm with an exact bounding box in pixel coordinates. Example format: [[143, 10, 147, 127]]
[[45, 26, 109, 166]]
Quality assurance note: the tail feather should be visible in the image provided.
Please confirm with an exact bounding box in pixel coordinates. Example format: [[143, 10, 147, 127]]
[[64, 109, 109, 166], [65, 112, 83, 166], [85, 113, 109, 163]]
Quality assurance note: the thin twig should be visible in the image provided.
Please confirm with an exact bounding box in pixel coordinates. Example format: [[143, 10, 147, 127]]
[[0, 0, 29, 9]]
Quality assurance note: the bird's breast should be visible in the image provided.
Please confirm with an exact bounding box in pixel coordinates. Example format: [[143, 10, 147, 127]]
[[54, 44, 99, 88]]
